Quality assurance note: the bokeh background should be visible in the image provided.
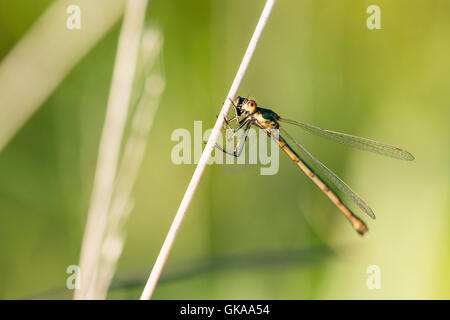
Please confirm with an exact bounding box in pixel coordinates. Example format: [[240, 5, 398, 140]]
[[0, 0, 448, 299]]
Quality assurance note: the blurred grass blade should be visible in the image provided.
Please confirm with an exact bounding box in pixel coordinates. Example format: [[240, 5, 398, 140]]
[[95, 30, 165, 299], [75, 0, 148, 300], [0, 0, 125, 151]]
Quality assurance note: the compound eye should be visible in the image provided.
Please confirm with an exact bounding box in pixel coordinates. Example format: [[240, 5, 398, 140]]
[[247, 100, 256, 107]]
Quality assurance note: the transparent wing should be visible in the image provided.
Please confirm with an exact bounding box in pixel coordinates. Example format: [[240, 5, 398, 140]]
[[279, 118, 414, 161], [278, 127, 376, 219]]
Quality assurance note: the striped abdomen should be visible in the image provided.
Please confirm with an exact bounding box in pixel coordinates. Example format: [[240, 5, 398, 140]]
[[273, 133, 368, 235]]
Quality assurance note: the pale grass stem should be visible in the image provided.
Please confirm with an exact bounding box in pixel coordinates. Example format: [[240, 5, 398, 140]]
[[140, 0, 276, 300], [95, 72, 165, 299], [75, 0, 149, 300], [93, 30, 164, 299]]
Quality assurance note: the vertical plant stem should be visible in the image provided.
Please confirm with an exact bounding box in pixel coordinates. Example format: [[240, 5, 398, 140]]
[[95, 74, 165, 299], [75, 0, 148, 300], [93, 29, 164, 299], [140, 0, 276, 300]]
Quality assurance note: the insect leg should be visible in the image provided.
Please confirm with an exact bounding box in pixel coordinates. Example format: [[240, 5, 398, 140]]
[[214, 122, 252, 158]]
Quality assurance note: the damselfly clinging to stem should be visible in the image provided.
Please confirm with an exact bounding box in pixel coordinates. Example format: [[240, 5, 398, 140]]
[[215, 96, 414, 235]]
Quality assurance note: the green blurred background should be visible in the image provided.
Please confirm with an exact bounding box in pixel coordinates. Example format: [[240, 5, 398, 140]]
[[0, 0, 448, 299]]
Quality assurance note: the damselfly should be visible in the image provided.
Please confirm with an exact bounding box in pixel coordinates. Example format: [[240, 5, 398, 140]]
[[216, 96, 414, 235]]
